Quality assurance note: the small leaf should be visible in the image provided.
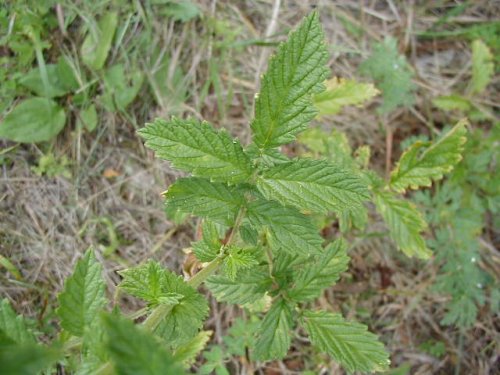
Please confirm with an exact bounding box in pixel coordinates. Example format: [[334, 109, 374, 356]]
[[257, 159, 369, 214], [433, 95, 472, 112], [19, 62, 75, 98], [251, 12, 329, 148], [289, 239, 350, 302], [390, 120, 468, 193], [139, 118, 252, 183], [57, 249, 107, 337], [246, 199, 323, 256], [0, 299, 35, 344], [302, 310, 390, 373], [165, 177, 245, 226], [314, 77, 379, 115], [206, 267, 271, 305], [163, 0, 201, 22], [253, 299, 294, 360], [374, 191, 431, 259], [77, 104, 98, 132], [81, 12, 118, 70], [173, 330, 212, 367], [101, 64, 144, 111], [222, 247, 259, 280], [192, 220, 225, 262], [470, 39, 494, 94], [0, 98, 66, 143], [102, 314, 185, 375]]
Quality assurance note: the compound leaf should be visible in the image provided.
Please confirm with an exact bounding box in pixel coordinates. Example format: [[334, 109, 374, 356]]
[[139, 118, 252, 183], [102, 314, 184, 375], [0, 299, 35, 344], [289, 239, 350, 302], [251, 12, 329, 148], [165, 177, 245, 226], [57, 249, 107, 337], [302, 310, 390, 373], [390, 120, 468, 193], [222, 247, 259, 281], [314, 77, 379, 116], [374, 191, 431, 259], [470, 39, 494, 94], [246, 199, 323, 256], [253, 299, 294, 360], [257, 159, 369, 214]]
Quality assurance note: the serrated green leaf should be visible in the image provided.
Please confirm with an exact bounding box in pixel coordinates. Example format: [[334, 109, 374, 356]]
[[0, 97, 66, 143], [206, 266, 271, 305], [119, 260, 184, 307], [0, 341, 61, 375], [257, 159, 369, 214], [246, 199, 323, 256], [222, 247, 259, 280], [173, 330, 212, 367], [102, 314, 185, 375], [152, 274, 209, 347], [253, 299, 294, 360], [470, 39, 494, 94], [314, 77, 379, 115], [139, 118, 252, 183], [81, 12, 118, 70], [374, 191, 431, 259], [289, 239, 350, 302], [390, 120, 468, 193], [57, 249, 107, 337], [0, 300, 35, 344], [359, 37, 415, 113], [302, 310, 390, 373], [251, 12, 329, 148], [165, 177, 245, 226]]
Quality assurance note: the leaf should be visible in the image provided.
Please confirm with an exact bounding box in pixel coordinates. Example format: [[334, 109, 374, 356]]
[[0, 98, 66, 143], [81, 12, 118, 70], [251, 12, 329, 149], [206, 267, 271, 305], [57, 249, 107, 337], [0, 341, 61, 375], [152, 273, 209, 347], [433, 95, 472, 112], [173, 330, 212, 367], [390, 120, 468, 193], [119, 260, 184, 307], [289, 239, 350, 302], [257, 159, 369, 214], [139, 118, 252, 183], [246, 199, 323, 256], [302, 310, 390, 373], [77, 104, 98, 132], [253, 299, 294, 360], [19, 63, 74, 98], [0, 299, 35, 344], [470, 39, 494, 94], [374, 191, 431, 259], [165, 177, 245, 226], [359, 37, 415, 113], [222, 247, 259, 280], [102, 314, 185, 375], [314, 77, 379, 115], [101, 64, 144, 112], [192, 220, 225, 262], [162, 0, 201, 22]]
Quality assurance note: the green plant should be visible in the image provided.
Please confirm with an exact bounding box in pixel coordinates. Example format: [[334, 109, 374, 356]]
[[0, 12, 469, 374]]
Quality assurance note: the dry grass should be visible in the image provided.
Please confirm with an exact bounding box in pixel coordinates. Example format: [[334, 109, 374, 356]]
[[0, 0, 498, 374]]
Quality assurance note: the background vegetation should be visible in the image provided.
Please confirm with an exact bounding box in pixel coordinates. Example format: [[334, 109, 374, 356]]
[[0, 0, 498, 374]]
